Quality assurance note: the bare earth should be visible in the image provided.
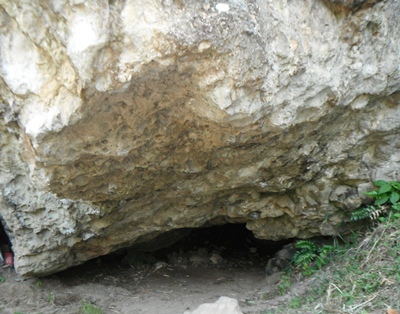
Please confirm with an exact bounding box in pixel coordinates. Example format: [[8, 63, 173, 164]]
[[0, 226, 310, 314], [1, 255, 282, 313]]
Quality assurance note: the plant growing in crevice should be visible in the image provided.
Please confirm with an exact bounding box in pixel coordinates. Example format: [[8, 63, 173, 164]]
[[350, 180, 400, 222]]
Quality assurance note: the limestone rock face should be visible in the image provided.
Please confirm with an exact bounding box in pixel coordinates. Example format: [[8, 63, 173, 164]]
[[0, 0, 399, 276]]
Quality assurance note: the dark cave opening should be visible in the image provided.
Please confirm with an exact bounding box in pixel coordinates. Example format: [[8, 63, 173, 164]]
[[100, 223, 296, 271], [0, 218, 13, 267], [0, 221, 10, 245], [51, 223, 302, 295], [59, 223, 295, 280], [150, 224, 294, 265]]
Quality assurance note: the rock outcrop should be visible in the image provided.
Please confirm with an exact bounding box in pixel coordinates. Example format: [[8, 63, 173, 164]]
[[0, 0, 399, 276]]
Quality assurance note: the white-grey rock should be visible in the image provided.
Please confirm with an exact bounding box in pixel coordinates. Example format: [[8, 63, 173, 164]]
[[329, 185, 362, 211], [0, 0, 399, 276], [183, 296, 243, 314]]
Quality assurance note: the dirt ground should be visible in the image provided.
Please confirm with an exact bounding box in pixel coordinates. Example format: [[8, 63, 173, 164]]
[[0, 225, 309, 314]]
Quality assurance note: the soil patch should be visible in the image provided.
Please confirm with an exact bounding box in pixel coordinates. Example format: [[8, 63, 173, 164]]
[[0, 224, 299, 314]]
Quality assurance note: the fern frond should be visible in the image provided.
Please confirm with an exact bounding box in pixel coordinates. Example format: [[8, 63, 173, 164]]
[[294, 240, 316, 252], [292, 251, 315, 266], [350, 205, 390, 222], [318, 245, 336, 255], [314, 245, 334, 268], [350, 206, 374, 221], [315, 254, 329, 269]]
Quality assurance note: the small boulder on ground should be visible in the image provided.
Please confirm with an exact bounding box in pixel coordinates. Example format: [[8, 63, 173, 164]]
[[265, 243, 297, 275], [183, 296, 243, 314]]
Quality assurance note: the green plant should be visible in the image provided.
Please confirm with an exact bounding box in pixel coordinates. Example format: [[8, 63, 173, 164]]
[[350, 180, 400, 222], [81, 301, 103, 314], [292, 240, 338, 276], [262, 210, 400, 313], [289, 296, 303, 309], [350, 204, 386, 221], [366, 180, 400, 205], [48, 292, 54, 304], [0, 276, 5, 283], [277, 271, 292, 295]]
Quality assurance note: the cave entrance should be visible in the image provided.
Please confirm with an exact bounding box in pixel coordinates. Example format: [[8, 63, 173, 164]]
[[60, 223, 295, 276], [0, 218, 12, 266], [55, 223, 296, 294], [121, 223, 294, 270]]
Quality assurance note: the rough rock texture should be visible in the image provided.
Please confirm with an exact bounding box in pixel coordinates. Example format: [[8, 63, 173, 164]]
[[0, 0, 399, 276]]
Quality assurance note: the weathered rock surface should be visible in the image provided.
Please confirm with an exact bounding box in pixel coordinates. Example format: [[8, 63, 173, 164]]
[[0, 0, 399, 276]]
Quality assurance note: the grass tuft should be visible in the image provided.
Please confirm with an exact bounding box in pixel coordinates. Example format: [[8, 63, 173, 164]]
[[264, 217, 400, 313], [81, 301, 103, 314]]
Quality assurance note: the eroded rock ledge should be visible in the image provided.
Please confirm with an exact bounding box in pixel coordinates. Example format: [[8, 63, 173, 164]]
[[0, 0, 399, 276]]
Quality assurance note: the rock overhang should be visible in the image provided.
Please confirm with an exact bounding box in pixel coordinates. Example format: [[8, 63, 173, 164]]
[[0, 0, 399, 276]]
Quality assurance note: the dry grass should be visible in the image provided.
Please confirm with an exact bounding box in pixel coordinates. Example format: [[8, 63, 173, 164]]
[[264, 218, 400, 314]]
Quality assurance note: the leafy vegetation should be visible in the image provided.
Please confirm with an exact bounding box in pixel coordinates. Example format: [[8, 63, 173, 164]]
[[81, 301, 103, 314], [292, 239, 342, 276], [350, 180, 400, 222], [48, 292, 54, 305], [264, 180, 400, 313], [264, 217, 400, 313], [277, 271, 292, 295]]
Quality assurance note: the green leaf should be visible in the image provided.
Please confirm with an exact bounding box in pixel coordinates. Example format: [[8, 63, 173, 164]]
[[379, 184, 392, 193], [295, 240, 316, 252], [390, 181, 400, 191], [350, 206, 374, 221], [390, 192, 400, 204], [392, 203, 400, 211], [292, 251, 315, 266], [375, 195, 389, 205], [374, 180, 388, 187], [317, 257, 327, 267], [364, 190, 379, 198]]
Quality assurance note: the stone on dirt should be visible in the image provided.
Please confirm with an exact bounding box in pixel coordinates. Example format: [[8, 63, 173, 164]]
[[265, 243, 297, 275], [183, 296, 243, 314]]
